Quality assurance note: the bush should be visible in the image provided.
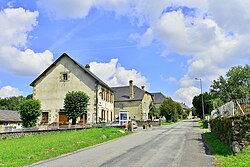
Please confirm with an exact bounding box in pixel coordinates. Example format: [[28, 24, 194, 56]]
[[198, 119, 208, 129], [64, 91, 90, 125], [18, 99, 41, 127]]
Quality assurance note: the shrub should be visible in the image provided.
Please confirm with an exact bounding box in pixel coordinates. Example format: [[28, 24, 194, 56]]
[[18, 99, 41, 127]]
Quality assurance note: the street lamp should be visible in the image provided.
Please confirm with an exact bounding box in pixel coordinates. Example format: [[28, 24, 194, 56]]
[[195, 77, 205, 120]]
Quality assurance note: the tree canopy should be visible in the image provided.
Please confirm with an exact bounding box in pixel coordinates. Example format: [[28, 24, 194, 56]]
[[210, 65, 250, 103], [18, 99, 41, 127], [0, 94, 33, 111], [192, 92, 214, 118], [64, 91, 90, 125], [160, 97, 179, 122], [192, 64, 250, 118], [148, 104, 160, 120]]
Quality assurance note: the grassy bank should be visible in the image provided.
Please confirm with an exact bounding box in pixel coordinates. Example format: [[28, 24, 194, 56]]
[[162, 119, 182, 126], [0, 127, 129, 167], [198, 119, 208, 129], [203, 132, 250, 167]]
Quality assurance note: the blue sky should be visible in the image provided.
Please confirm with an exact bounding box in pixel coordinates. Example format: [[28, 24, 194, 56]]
[[0, 0, 250, 106]]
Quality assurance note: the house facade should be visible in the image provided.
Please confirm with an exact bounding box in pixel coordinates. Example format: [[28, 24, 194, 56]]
[[30, 53, 114, 126], [112, 80, 153, 121], [0, 110, 22, 132]]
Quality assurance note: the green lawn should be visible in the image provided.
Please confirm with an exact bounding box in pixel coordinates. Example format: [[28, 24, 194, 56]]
[[0, 127, 129, 167], [203, 132, 250, 167]]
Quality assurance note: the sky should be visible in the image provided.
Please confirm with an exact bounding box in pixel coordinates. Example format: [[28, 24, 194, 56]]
[[0, 0, 250, 106]]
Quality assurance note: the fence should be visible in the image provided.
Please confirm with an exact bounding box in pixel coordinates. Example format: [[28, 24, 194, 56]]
[[211, 97, 250, 119]]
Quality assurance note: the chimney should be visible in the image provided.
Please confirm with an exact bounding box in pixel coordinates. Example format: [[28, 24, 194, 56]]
[[85, 64, 90, 71], [129, 80, 134, 99], [141, 86, 145, 90]]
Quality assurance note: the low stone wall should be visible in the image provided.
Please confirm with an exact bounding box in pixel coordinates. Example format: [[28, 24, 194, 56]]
[[210, 113, 250, 153], [0, 126, 95, 139], [136, 120, 160, 127]]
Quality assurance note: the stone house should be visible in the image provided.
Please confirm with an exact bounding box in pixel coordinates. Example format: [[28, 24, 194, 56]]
[[0, 110, 22, 132], [112, 80, 153, 121], [30, 53, 114, 126], [151, 92, 166, 108]]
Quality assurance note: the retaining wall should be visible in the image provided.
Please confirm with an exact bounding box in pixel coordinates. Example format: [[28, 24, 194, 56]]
[[210, 113, 250, 153]]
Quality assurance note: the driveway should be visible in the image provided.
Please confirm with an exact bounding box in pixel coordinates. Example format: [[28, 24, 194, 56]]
[[29, 120, 214, 167]]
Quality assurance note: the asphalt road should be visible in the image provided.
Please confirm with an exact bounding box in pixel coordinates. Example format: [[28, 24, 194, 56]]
[[29, 120, 214, 167]]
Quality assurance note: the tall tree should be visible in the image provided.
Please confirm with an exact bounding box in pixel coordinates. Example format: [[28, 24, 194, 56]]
[[176, 103, 183, 119], [192, 92, 214, 118], [210, 65, 250, 103], [160, 97, 178, 122], [148, 104, 160, 120], [64, 91, 90, 125], [18, 99, 41, 127]]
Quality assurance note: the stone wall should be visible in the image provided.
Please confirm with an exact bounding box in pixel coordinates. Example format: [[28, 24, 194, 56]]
[[136, 120, 161, 127], [210, 113, 250, 153], [0, 126, 94, 139]]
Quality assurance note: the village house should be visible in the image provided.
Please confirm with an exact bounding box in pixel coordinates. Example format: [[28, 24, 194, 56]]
[[112, 80, 153, 121], [151, 92, 167, 108], [0, 110, 22, 132], [30, 53, 114, 126]]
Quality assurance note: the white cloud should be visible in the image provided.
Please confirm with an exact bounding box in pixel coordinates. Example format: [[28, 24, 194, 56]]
[[0, 8, 38, 47], [36, 1, 250, 104], [0, 86, 22, 98], [89, 58, 149, 89], [0, 8, 53, 76], [94, 0, 132, 15], [208, 0, 250, 34], [37, 0, 94, 19], [173, 86, 200, 107]]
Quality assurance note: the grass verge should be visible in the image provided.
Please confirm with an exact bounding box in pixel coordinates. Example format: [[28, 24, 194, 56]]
[[203, 132, 250, 167], [0, 127, 129, 167], [198, 119, 208, 129], [162, 119, 182, 125]]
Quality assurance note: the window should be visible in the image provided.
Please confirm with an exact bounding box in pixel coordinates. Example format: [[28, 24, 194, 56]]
[[63, 73, 68, 81], [106, 91, 109, 102], [110, 93, 113, 103], [102, 88, 105, 100], [41, 112, 48, 123], [106, 90, 109, 102], [60, 71, 70, 82], [101, 110, 106, 121]]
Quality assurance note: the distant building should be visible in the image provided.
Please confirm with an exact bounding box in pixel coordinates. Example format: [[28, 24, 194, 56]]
[[151, 92, 167, 108], [180, 103, 192, 119], [30, 53, 114, 126], [0, 110, 22, 132], [112, 80, 153, 121]]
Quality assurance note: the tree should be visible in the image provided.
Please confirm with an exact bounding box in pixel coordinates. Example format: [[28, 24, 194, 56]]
[[160, 97, 178, 122], [176, 103, 183, 119], [148, 104, 160, 120], [18, 99, 41, 127], [64, 91, 90, 125], [192, 92, 214, 118], [0, 96, 26, 110], [210, 65, 250, 103]]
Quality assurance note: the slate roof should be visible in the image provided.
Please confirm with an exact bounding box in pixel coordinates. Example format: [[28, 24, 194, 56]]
[[112, 86, 151, 101], [0, 110, 21, 123], [151, 92, 166, 104], [30, 53, 112, 91], [180, 103, 189, 110]]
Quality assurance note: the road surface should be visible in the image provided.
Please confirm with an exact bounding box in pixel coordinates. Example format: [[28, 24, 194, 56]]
[[29, 120, 214, 167]]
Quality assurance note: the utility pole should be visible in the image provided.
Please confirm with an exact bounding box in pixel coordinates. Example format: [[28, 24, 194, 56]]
[[195, 78, 205, 120]]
